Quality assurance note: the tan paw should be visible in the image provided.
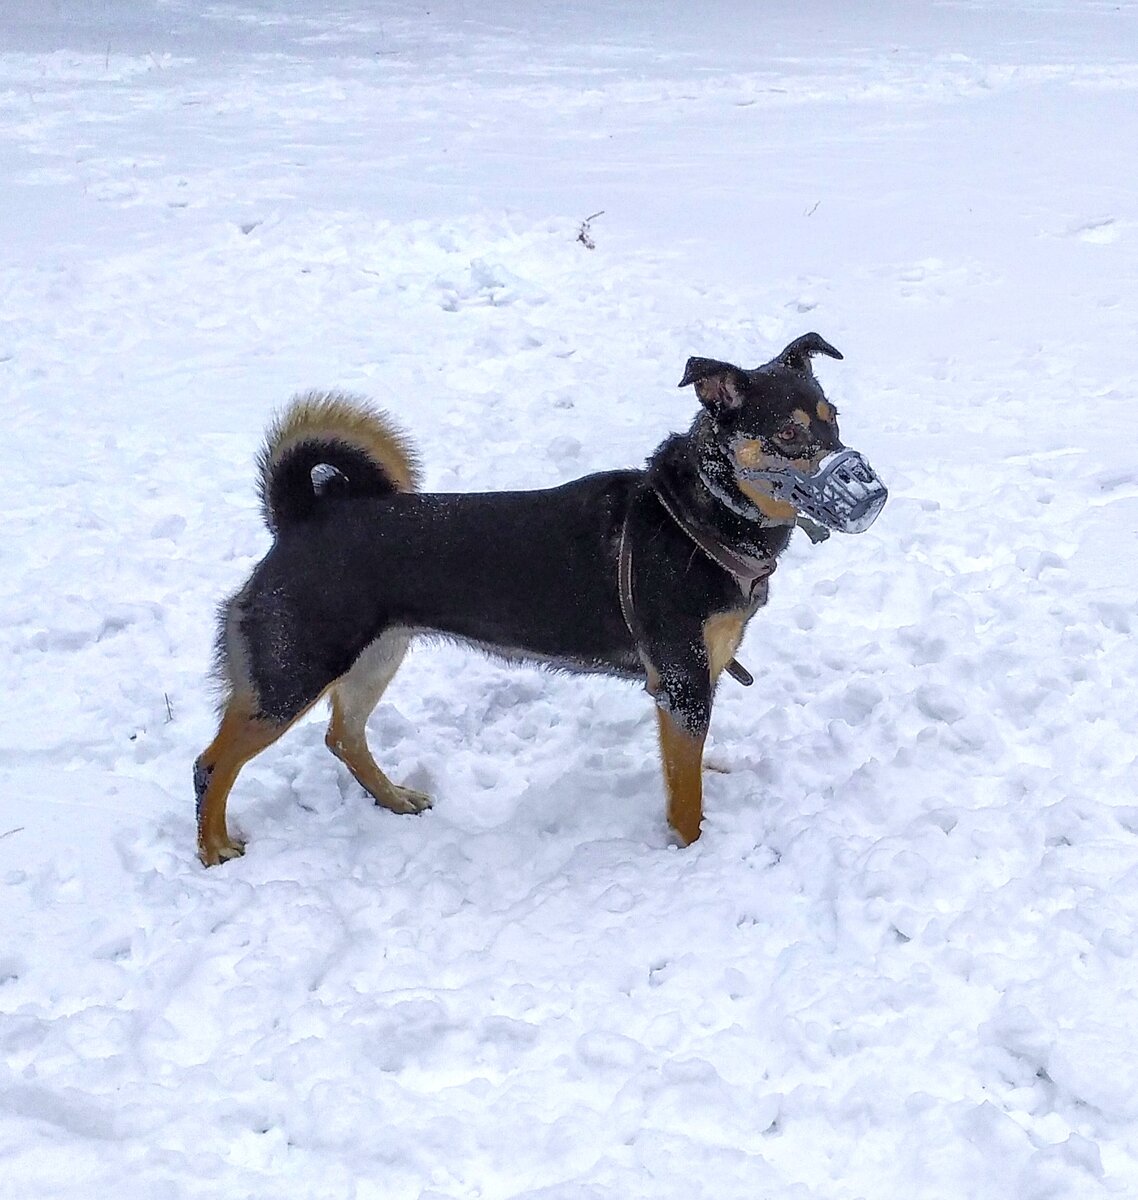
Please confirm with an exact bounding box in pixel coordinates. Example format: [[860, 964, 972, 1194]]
[[667, 817, 703, 848], [375, 784, 433, 815], [198, 835, 246, 867]]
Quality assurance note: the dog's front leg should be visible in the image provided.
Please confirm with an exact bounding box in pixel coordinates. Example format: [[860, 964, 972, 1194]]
[[646, 654, 713, 847], [655, 705, 707, 846]]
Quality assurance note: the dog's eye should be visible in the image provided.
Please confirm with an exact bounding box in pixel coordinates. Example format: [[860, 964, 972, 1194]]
[[776, 426, 802, 444]]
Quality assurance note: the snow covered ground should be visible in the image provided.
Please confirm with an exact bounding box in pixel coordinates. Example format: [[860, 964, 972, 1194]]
[[2, 1, 1138, 1196]]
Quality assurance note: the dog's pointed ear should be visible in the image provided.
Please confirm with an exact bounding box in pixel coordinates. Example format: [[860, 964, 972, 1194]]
[[769, 333, 843, 375], [679, 357, 748, 416]]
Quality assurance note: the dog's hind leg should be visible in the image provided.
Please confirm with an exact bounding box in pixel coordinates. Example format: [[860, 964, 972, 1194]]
[[194, 690, 309, 867], [325, 631, 433, 815]]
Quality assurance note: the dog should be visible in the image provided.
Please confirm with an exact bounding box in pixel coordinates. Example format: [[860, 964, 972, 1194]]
[[194, 333, 886, 866]]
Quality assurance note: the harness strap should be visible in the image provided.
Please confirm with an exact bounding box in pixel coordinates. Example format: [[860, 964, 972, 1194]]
[[617, 512, 637, 642], [618, 501, 758, 689], [651, 476, 776, 599]]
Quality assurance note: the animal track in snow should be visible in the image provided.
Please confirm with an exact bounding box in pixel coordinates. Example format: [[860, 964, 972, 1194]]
[[1052, 216, 1124, 244]]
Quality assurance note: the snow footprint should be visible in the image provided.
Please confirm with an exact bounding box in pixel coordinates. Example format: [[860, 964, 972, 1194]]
[[1065, 217, 1120, 245]]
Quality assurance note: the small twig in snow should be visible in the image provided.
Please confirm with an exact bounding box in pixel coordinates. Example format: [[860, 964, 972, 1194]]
[[577, 210, 605, 250], [805, 200, 821, 217], [164, 693, 174, 723], [0, 827, 24, 842]]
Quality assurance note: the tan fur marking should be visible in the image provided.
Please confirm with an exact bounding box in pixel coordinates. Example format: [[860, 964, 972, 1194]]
[[263, 391, 421, 495], [656, 708, 706, 846], [703, 609, 749, 682], [737, 479, 799, 523], [817, 399, 835, 423], [695, 374, 744, 412], [734, 438, 765, 469], [324, 633, 432, 814], [791, 408, 812, 430], [196, 693, 310, 866], [326, 700, 432, 815], [734, 435, 815, 522], [642, 657, 661, 696], [736, 435, 815, 476]]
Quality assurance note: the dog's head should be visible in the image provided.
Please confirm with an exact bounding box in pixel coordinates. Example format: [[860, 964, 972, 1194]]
[[680, 333, 886, 533]]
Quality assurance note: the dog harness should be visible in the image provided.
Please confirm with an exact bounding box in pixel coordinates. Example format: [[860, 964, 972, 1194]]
[[618, 482, 778, 688]]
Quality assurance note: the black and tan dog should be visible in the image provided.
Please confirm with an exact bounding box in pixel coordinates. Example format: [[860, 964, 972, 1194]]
[[194, 333, 885, 866]]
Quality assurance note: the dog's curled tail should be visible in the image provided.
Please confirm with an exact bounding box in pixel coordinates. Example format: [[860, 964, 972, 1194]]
[[257, 390, 421, 533]]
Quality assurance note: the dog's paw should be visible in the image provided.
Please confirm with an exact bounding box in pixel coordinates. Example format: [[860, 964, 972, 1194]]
[[666, 816, 703, 848], [198, 836, 246, 867], [376, 784, 433, 815]]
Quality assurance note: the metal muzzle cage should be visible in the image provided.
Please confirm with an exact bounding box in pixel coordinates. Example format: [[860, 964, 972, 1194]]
[[737, 448, 888, 534]]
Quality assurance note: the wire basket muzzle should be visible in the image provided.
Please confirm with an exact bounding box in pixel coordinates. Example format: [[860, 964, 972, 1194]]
[[739, 449, 887, 534]]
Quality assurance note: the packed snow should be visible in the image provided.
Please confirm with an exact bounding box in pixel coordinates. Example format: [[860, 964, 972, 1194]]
[[2, 2, 1137, 1197]]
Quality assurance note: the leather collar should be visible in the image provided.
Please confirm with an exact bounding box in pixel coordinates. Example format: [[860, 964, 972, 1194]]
[[650, 474, 776, 600]]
